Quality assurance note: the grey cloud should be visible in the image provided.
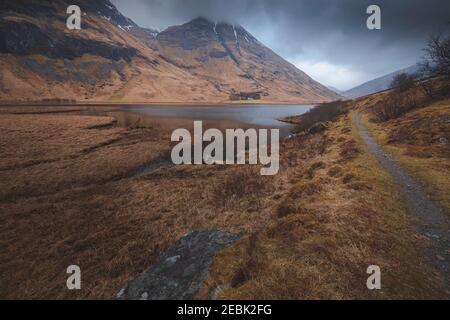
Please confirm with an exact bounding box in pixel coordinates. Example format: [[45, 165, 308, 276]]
[[111, 0, 450, 90]]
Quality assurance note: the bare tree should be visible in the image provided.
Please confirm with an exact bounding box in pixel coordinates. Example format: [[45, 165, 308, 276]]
[[390, 73, 416, 92], [420, 80, 434, 99], [421, 31, 450, 78]]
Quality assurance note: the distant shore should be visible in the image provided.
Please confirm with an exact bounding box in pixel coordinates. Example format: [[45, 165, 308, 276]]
[[0, 99, 327, 108]]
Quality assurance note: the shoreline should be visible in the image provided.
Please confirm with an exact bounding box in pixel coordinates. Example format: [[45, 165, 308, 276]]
[[0, 100, 325, 108]]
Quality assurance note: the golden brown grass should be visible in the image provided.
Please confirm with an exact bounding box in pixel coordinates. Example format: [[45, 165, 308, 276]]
[[201, 113, 443, 300], [0, 108, 281, 299], [0, 105, 445, 299], [0, 113, 170, 202], [357, 91, 450, 215]]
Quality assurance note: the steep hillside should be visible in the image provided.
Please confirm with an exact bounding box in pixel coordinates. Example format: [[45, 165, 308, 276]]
[[152, 17, 340, 103], [0, 0, 222, 103], [344, 64, 420, 99], [0, 0, 340, 103]]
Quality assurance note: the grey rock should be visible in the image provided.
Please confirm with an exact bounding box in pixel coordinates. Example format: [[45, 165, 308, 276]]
[[116, 229, 241, 300], [209, 285, 230, 300], [165, 255, 181, 265], [116, 287, 126, 299], [140, 292, 148, 300]]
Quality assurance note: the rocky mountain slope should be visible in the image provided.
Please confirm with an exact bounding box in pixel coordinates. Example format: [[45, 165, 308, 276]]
[[343, 64, 420, 99], [0, 0, 340, 103]]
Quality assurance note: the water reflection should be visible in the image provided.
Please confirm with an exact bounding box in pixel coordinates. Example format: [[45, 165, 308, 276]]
[[2, 104, 313, 138], [113, 104, 313, 138]]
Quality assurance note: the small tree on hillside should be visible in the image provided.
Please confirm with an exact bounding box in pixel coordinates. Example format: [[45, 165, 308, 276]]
[[421, 31, 450, 78], [390, 73, 416, 92]]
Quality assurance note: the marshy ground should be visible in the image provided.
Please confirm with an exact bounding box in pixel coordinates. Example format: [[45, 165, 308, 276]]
[[0, 87, 449, 299]]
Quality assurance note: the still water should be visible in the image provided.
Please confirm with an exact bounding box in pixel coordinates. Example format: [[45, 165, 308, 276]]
[[123, 104, 313, 128]]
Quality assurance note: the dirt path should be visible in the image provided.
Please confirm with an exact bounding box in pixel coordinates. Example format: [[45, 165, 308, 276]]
[[354, 112, 449, 292]]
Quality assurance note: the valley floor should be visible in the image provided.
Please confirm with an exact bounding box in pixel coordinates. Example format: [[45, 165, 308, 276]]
[[0, 99, 448, 299]]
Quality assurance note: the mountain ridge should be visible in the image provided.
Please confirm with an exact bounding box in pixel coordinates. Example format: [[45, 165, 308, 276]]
[[344, 64, 420, 99], [0, 0, 341, 103]]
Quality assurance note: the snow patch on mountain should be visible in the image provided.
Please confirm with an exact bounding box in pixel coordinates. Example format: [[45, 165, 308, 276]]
[[233, 25, 240, 53], [100, 15, 111, 21], [118, 25, 134, 31]]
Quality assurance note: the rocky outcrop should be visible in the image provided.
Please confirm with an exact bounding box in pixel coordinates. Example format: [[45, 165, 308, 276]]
[[116, 229, 241, 300], [0, 20, 140, 62]]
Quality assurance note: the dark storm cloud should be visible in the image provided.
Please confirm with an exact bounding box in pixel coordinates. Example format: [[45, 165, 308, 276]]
[[111, 0, 450, 90]]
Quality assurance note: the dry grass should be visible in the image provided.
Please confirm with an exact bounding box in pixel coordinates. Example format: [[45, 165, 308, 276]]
[[211, 167, 275, 212], [201, 113, 443, 300], [369, 78, 450, 122], [0, 108, 281, 299], [0, 104, 445, 299], [0, 114, 169, 202], [357, 88, 450, 215]]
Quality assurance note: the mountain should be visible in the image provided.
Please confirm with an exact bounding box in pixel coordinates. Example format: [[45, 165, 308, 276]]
[[151, 17, 341, 102], [327, 86, 345, 95], [344, 64, 420, 99], [0, 0, 340, 103]]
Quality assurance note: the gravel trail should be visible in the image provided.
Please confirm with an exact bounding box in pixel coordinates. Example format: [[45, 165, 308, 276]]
[[354, 112, 449, 292]]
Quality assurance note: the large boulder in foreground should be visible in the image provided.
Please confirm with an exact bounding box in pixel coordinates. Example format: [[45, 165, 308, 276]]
[[116, 229, 241, 300]]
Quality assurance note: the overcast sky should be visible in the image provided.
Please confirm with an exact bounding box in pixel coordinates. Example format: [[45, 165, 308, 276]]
[[111, 0, 450, 90]]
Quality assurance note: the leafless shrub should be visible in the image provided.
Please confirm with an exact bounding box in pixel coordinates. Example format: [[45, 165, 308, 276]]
[[420, 31, 450, 78], [420, 80, 435, 99], [294, 100, 348, 133], [390, 73, 416, 92], [373, 89, 420, 121]]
